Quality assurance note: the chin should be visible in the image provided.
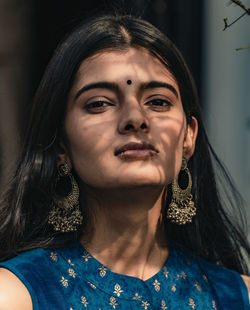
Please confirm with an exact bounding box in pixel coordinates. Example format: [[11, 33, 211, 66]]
[[108, 174, 166, 189]]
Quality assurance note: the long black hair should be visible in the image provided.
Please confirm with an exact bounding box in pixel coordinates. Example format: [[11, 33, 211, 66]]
[[0, 15, 249, 273]]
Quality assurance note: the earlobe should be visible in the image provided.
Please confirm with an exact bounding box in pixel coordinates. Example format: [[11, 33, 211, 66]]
[[183, 117, 198, 160], [57, 142, 72, 168]]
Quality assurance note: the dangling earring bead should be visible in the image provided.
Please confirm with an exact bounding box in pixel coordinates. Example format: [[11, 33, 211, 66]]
[[166, 157, 196, 225], [48, 163, 83, 232]]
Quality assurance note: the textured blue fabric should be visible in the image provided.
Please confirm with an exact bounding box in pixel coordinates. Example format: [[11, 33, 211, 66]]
[[0, 243, 249, 310]]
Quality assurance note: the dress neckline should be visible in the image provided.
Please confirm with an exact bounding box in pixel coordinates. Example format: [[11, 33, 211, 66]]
[[76, 241, 174, 282], [58, 241, 177, 300]]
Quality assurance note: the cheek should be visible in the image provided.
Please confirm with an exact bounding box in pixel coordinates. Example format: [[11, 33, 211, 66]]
[[152, 114, 186, 179], [64, 114, 115, 178]]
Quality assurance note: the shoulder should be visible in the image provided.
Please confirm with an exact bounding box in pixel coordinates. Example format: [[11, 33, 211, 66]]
[[0, 247, 51, 273], [0, 267, 32, 310], [175, 246, 250, 308], [196, 257, 250, 308], [0, 248, 52, 310], [241, 275, 250, 300]]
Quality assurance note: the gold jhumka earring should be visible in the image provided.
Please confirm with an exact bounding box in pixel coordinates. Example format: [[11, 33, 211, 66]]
[[166, 157, 196, 225], [48, 163, 83, 232]]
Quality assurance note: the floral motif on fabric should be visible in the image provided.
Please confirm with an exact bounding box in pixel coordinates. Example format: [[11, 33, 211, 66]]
[[141, 301, 150, 309], [203, 274, 208, 283], [60, 276, 69, 287], [68, 268, 76, 278], [189, 298, 196, 309], [82, 251, 92, 262], [113, 283, 123, 296], [161, 300, 167, 309], [81, 296, 88, 307], [88, 281, 97, 289], [68, 259, 74, 266], [50, 252, 58, 262], [109, 296, 118, 309], [133, 293, 142, 300], [194, 282, 202, 292], [153, 279, 161, 292], [212, 300, 217, 310], [163, 266, 169, 278], [99, 265, 107, 277], [171, 284, 176, 292]]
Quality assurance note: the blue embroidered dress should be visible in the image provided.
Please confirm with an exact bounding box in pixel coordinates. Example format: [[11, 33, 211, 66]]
[[0, 243, 249, 310]]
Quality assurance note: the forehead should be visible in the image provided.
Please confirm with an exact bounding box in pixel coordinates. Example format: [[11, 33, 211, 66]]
[[73, 47, 178, 86]]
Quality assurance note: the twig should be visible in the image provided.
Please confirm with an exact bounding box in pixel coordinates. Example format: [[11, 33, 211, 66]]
[[235, 45, 250, 51], [223, 11, 248, 30], [231, 0, 250, 14]]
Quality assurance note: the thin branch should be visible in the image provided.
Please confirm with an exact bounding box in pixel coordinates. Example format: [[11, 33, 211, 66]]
[[235, 45, 250, 51], [223, 11, 248, 30], [231, 0, 250, 14]]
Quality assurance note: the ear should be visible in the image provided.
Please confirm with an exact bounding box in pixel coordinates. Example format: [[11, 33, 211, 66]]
[[57, 142, 72, 169], [183, 116, 198, 160]]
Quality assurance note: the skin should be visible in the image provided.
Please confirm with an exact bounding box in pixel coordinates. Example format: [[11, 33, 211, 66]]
[[0, 47, 249, 309]]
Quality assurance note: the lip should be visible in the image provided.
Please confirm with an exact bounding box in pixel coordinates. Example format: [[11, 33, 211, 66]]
[[114, 142, 158, 159]]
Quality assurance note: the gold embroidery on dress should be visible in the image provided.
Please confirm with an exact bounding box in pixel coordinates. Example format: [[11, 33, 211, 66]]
[[212, 300, 217, 310], [171, 284, 176, 292], [81, 296, 88, 307], [163, 266, 169, 278], [141, 301, 150, 309], [189, 298, 196, 309], [161, 300, 167, 309], [194, 282, 202, 292], [88, 281, 97, 289], [98, 266, 107, 277], [181, 271, 187, 279], [176, 271, 187, 281], [153, 279, 161, 292], [132, 293, 142, 300], [68, 268, 76, 278], [50, 252, 58, 262], [60, 276, 69, 287], [68, 259, 74, 266], [82, 251, 92, 262], [202, 274, 208, 283], [176, 271, 187, 280], [113, 283, 124, 297], [109, 296, 118, 309]]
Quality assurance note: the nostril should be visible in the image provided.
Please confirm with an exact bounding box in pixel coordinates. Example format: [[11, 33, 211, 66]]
[[125, 124, 134, 131], [140, 123, 147, 130]]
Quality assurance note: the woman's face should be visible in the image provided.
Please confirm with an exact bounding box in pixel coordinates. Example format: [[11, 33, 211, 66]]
[[62, 47, 197, 189]]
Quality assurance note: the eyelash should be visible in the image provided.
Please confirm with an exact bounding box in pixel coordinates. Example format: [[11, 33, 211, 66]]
[[85, 101, 113, 112], [84, 98, 173, 113], [145, 98, 173, 110]]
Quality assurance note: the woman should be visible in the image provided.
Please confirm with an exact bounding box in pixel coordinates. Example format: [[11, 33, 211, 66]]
[[0, 15, 249, 309]]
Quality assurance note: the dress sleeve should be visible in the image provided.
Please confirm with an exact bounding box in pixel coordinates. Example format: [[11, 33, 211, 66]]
[[199, 260, 250, 310], [0, 260, 39, 310]]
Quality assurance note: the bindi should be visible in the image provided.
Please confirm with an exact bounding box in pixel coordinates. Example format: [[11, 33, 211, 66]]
[[126, 79, 132, 85]]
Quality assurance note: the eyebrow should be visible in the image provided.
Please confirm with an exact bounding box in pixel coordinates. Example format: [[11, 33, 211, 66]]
[[74, 82, 119, 101], [73, 80, 178, 102], [141, 81, 179, 99]]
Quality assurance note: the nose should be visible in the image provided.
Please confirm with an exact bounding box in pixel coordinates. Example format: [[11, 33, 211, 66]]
[[118, 101, 149, 134]]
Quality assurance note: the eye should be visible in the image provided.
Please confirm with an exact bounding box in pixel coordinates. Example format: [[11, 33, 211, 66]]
[[145, 98, 173, 111], [84, 101, 114, 113]]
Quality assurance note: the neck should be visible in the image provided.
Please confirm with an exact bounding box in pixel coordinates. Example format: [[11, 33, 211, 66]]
[[80, 186, 169, 280]]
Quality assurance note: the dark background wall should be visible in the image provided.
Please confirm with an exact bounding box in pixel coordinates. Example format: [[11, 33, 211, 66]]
[[31, 0, 203, 98]]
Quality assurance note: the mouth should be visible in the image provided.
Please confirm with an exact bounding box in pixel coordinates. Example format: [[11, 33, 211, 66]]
[[114, 142, 158, 160]]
